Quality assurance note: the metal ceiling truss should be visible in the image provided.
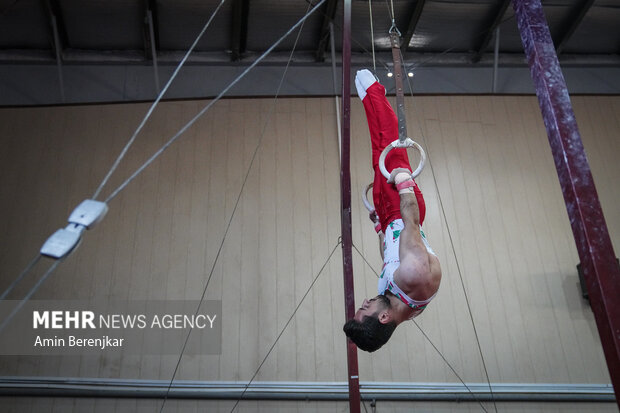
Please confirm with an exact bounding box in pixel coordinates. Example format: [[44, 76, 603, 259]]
[[231, 0, 250, 61], [42, 0, 68, 51], [315, 0, 339, 62], [473, 0, 511, 63], [144, 0, 160, 92], [555, 0, 595, 55], [143, 0, 159, 61], [400, 0, 425, 55], [41, 0, 67, 101]]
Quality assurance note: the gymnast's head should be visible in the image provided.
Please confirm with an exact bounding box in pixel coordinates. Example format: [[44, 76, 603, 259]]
[[343, 294, 397, 352]]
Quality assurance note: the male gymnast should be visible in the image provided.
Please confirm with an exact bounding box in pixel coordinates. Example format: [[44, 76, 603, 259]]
[[343, 69, 442, 352]]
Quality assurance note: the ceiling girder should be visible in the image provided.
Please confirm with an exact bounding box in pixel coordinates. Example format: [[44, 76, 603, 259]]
[[472, 0, 511, 63], [315, 0, 339, 62], [231, 0, 250, 61], [401, 0, 425, 55], [555, 0, 595, 55], [143, 0, 159, 60], [41, 0, 68, 54]]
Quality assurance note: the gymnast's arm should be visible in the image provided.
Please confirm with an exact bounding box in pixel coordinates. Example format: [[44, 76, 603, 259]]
[[397, 191, 430, 278], [369, 210, 385, 260]]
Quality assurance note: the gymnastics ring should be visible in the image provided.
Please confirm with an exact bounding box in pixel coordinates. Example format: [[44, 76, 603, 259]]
[[362, 183, 374, 212], [378, 138, 426, 181]]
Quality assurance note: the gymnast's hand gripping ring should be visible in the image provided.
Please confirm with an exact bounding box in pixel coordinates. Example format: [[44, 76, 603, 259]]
[[378, 138, 427, 181], [362, 183, 374, 212]]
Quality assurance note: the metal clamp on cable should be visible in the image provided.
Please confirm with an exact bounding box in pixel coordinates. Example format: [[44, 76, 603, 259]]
[[388, 21, 401, 37], [40, 200, 108, 259], [378, 138, 426, 181]]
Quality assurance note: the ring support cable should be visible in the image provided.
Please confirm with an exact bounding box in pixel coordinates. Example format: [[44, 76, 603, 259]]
[[92, 0, 227, 201], [378, 31, 426, 181]]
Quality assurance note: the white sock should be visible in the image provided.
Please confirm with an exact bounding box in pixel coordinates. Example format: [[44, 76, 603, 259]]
[[355, 77, 367, 101], [355, 69, 377, 101]]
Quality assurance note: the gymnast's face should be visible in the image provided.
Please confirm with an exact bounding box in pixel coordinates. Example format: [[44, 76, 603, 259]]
[[353, 294, 391, 322]]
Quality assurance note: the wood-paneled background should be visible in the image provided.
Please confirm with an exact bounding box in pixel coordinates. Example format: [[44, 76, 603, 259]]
[[0, 94, 618, 412]]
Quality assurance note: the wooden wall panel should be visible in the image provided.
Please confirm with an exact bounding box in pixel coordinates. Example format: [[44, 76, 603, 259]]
[[0, 94, 618, 412]]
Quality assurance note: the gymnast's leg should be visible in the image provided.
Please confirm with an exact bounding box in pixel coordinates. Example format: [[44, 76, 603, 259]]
[[355, 69, 426, 229]]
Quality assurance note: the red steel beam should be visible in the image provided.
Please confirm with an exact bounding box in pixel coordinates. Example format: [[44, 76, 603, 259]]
[[339, 0, 361, 412], [512, 0, 620, 406]]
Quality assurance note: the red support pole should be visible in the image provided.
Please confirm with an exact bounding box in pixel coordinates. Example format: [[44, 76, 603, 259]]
[[340, 0, 361, 412], [513, 0, 620, 406]]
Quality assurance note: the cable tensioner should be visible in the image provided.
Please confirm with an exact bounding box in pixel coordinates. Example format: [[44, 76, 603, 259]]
[[40, 200, 108, 259]]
